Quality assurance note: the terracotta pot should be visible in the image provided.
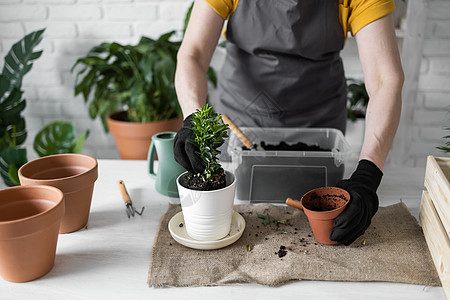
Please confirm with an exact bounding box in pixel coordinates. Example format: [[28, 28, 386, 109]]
[[301, 187, 350, 245], [177, 171, 236, 241], [107, 111, 183, 160], [0, 185, 64, 282], [18, 153, 98, 234]]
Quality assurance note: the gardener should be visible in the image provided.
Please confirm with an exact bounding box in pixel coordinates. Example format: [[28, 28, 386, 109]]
[[174, 0, 404, 245]]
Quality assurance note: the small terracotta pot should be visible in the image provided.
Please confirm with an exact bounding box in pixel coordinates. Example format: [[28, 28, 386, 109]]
[[107, 111, 183, 160], [301, 187, 350, 245], [0, 185, 64, 282], [18, 153, 98, 234]]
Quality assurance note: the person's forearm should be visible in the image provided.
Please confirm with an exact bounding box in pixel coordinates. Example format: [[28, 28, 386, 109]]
[[175, 53, 209, 118], [355, 14, 404, 171], [359, 79, 402, 170], [173, 0, 224, 119]]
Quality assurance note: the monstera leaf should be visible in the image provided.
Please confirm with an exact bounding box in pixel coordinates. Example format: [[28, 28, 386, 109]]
[[33, 121, 89, 157], [0, 75, 26, 144], [2, 29, 45, 91], [0, 28, 44, 153], [0, 29, 45, 187], [0, 147, 27, 186]]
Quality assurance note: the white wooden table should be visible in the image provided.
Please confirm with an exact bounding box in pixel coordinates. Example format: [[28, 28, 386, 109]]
[[0, 159, 446, 300]]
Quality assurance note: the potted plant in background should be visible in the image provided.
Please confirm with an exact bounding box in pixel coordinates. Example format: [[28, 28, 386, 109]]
[[345, 78, 369, 153], [71, 33, 183, 160], [0, 29, 89, 187], [176, 104, 236, 241], [71, 3, 217, 160]]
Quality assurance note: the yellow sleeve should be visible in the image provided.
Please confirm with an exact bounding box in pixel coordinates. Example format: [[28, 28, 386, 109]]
[[204, 0, 234, 20], [348, 0, 396, 36]]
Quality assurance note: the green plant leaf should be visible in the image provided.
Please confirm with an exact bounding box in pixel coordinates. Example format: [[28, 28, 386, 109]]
[[0, 117, 27, 152], [33, 121, 88, 157], [207, 67, 217, 88], [257, 213, 271, 226], [156, 31, 176, 45], [2, 29, 45, 91], [71, 129, 89, 153], [8, 164, 20, 186], [346, 78, 368, 121], [0, 90, 25, 126], [0, 75, 27, 151], [0, 147, 27, 186], [34, 121, 74, 157]]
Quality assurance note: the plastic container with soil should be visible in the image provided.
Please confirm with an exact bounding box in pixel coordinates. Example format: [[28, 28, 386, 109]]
[[228, 127, 351, 203]]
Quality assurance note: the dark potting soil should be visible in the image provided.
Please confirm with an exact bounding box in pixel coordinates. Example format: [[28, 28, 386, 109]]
[[243, 141, 331, 151], [275, 245, 287, 258], [305, 193, 348, 212], [179, 169, 227, 191]]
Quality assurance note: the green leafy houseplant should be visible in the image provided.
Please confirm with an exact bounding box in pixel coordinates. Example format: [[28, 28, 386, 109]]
[[71, 3, 216, 132], [71, 33, 182, 130], [346, 78, 369, 122], [186, 104, 229, 190], [0, 29, 88, 187]]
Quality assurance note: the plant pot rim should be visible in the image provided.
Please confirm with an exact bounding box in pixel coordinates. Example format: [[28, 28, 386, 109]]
[[0, 185, 64, 229], [107, 110, 182, 125], [18, 153, 98, 184], [177, 170, 236, 193], [300, 186, 350, 215]]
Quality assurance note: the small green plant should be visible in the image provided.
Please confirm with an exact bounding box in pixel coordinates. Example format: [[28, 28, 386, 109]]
[[346, 78, 369, 122], [190, 104, 228, 180]]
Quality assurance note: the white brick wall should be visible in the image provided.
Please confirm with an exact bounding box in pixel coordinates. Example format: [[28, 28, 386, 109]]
[[411, 0, 450, 167], [0, 0, 448, 165]]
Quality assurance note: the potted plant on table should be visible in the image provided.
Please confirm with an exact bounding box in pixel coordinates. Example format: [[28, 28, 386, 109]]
[[176, 104, 236, 241], [71, 4, 217, 160], [71, 33, 183, 160], [345, 78, 369, 153]]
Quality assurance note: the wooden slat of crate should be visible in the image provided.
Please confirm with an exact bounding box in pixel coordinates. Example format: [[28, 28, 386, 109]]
[[420, 191, 450, 299], [425, 156, 450, 237]]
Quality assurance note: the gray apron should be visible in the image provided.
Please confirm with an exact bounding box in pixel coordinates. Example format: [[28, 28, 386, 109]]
[[214, 0, 347, 132]]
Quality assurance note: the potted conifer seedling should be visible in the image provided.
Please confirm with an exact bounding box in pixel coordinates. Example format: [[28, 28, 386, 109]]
[[176, 105, 236, 241]]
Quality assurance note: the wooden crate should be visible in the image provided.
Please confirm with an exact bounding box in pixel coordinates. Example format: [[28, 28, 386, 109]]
[[424, 156, 450, 237], [420, 191, 450, 299]]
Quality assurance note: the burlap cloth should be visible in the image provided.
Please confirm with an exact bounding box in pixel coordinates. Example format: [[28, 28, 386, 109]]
[[148, 203, 440, 287]]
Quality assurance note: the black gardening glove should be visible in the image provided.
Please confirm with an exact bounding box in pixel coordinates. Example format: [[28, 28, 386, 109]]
[[173, 114, 205, 174], [330, 159, 383, 246]]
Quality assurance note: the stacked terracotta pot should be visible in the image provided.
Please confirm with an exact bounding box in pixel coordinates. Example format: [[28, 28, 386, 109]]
[[0, 154, 98, 282]]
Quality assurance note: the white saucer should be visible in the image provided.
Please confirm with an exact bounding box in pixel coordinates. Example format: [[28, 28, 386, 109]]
[[168, 211, 246, 250]]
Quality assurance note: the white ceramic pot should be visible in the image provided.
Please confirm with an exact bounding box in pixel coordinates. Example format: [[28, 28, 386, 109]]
[[176, 171, 236, 241]]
